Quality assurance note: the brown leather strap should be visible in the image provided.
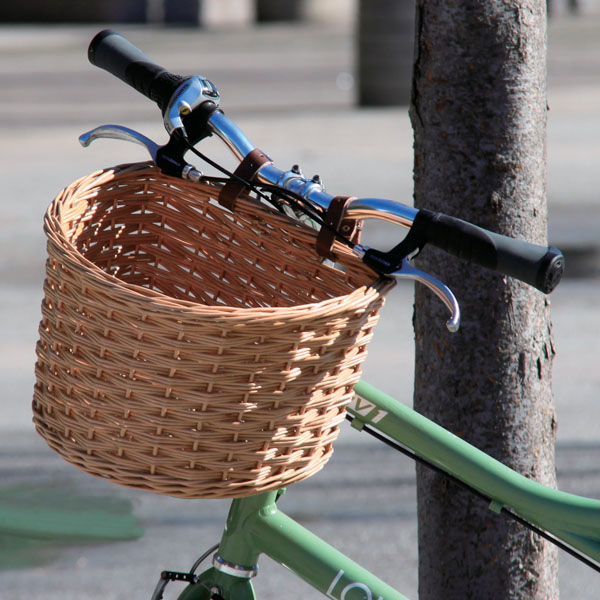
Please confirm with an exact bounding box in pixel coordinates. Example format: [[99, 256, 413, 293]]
[[316, 196, 362, 260], [219, 149, 272, 211]]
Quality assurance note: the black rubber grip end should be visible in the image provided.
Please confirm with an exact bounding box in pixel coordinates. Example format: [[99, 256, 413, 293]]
[[536, 247, 564, 294], [88, 29, 153, 82], [88, 29, 117, 67], [87, 29, 183, 111], [419, 209, 564, 294]]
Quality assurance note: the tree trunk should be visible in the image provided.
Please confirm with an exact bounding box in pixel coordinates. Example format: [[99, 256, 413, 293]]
[[410, 1, 559, 598]]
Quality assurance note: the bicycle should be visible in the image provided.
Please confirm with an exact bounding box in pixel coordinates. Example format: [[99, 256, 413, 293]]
[[30, 30, 599, 600]]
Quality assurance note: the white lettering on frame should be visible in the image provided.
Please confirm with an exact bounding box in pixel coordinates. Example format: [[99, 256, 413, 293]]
[[326, 569, 384, 600], [348, 395, 388, 424]]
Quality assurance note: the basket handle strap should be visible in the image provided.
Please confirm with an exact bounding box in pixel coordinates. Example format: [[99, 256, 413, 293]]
[[316, 196, 363, 260], [219, 149, 272, 211]]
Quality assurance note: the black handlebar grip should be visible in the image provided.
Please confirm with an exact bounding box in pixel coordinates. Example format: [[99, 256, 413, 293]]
[[88, 29, 184, 112], [418, 209, 564, 293]]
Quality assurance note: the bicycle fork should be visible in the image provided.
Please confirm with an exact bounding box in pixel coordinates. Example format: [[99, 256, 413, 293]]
[[177, 490, 407, 600]]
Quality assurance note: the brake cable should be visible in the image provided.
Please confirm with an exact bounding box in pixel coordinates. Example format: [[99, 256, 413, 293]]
[[346, 414, 600, 575], [183, 140, 359, 255]]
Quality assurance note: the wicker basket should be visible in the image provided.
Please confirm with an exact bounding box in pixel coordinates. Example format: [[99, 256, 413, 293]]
[[33, 163, 394, 498]]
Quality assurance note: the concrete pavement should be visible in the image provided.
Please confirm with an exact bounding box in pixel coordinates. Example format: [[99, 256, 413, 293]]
[[1, 13, 600, 599]]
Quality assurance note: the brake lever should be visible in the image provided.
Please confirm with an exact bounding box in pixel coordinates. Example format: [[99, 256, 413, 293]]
[[392, 257, 461, 333], [79, 125, 204, 182], [79, 124, 160, 159]]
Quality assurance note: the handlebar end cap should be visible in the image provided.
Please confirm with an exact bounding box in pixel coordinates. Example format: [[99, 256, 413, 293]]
[[537, 246, 564, 294]]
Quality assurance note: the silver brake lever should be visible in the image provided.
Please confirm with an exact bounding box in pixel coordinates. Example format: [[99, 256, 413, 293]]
[[79, 125, 161, 161], [79, 125, 204, 182], [392, 257, 461, 332], [353, 244, 460, 331]]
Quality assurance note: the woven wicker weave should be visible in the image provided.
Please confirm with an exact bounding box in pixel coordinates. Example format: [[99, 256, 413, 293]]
[[33, 163, 394, 498]]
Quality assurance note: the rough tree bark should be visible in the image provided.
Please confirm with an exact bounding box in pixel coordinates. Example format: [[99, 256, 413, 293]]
[[410, 1, 559, 598]]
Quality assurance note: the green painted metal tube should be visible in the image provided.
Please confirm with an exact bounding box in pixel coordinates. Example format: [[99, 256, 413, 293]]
[[249, 496, 409, 600], [351, 380, 600, 561], [217, 491, 279, 568], [181, 491, 409, 600]]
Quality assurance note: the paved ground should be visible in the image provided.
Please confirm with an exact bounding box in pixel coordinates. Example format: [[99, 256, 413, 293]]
[[1, 10, 600, 600]]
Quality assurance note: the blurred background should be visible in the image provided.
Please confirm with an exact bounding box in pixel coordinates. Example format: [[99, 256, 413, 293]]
[[1, 1, 600, 599]]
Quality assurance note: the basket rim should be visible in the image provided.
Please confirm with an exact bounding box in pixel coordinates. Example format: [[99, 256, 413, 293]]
[[45, 163, 393, 318]]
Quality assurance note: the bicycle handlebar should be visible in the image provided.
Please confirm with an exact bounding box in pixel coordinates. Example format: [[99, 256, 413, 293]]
[[205, 114, 563, 293], [85, 30, 564, 295]]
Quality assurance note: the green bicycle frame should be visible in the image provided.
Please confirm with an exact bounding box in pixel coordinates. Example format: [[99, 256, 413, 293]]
[[351, 381, 600, 561], [177, 380, 600, 600], [182, 490, 407, 600]]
